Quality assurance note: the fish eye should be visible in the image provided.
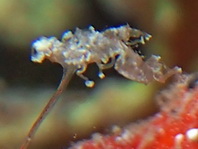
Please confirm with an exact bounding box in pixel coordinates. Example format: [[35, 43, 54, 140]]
[[31, 47, 38, 56]]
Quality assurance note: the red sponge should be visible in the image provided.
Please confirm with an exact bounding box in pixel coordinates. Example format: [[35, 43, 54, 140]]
[[70, 74, 198, 149]]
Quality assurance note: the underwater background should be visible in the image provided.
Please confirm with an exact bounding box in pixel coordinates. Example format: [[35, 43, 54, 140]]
[[0, 0, 198, 148]]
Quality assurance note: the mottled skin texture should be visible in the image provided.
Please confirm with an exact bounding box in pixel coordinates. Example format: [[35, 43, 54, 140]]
[[32, 25, 181, 86], [21, 25, 182, 149]]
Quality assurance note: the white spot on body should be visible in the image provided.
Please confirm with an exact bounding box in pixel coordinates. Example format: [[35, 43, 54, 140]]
[[85, 80, 94, 87], [62, 31, 73, 41], [31, 25, 181, 87], [98, 72, 105, 79]]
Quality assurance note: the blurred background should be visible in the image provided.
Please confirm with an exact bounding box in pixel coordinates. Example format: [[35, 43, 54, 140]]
[[0, 0, 198, 148]]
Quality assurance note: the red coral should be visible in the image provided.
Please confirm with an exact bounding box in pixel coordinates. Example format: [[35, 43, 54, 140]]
[[70, 74, 198, 149]]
